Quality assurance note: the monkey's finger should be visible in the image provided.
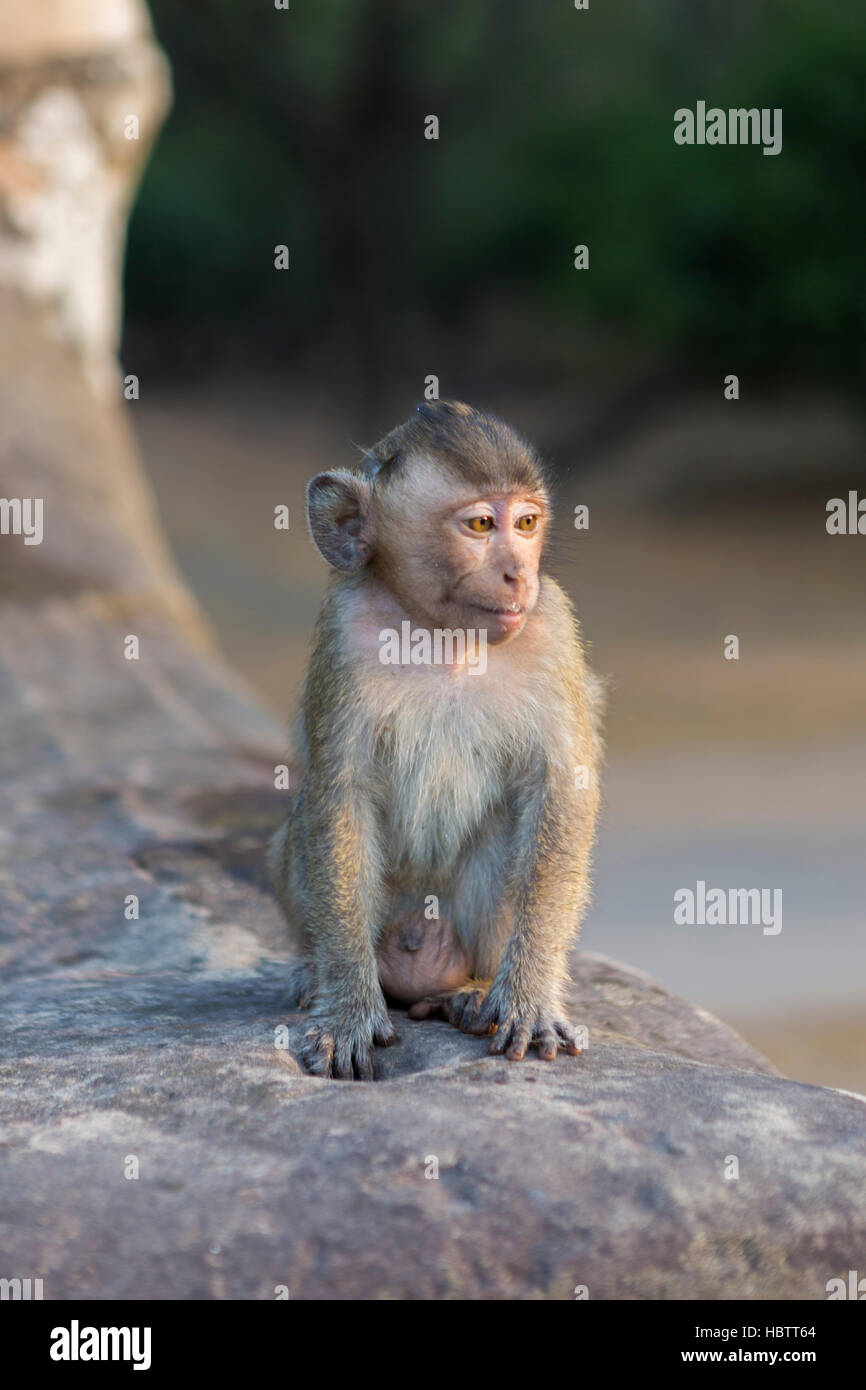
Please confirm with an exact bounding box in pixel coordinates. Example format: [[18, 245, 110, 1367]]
[[465, 1019, 497, 1037], [302, 1051, 335, 1078], [333, 1037, 360, 1080], [302, 1028, 336, 1077], [487, 1017, 519, 1055], [554, 1022, 582, 1055], [506, 1022, 532, 1060], [354, 1050, 375, 1082], [465, 998, 501, 1036], [535, 1025, 558, 1061], [374, 1020, 399, 1047]]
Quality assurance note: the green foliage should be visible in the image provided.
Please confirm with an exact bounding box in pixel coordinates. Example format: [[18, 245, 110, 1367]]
[[127, 0, 866, 383]]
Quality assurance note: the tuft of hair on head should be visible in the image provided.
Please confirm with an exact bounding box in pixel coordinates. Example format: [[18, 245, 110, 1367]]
[[359, 400, 549, 498]]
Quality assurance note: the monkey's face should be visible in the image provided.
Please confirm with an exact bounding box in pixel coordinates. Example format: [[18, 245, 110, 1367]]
[[373, 459, 547, 645]]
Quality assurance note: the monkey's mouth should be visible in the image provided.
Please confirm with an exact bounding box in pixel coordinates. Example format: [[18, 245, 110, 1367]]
[[468, 602, 525, 631]]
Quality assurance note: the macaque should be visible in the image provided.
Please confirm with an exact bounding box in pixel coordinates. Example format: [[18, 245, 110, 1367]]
[[269, 400, 603, 1079]]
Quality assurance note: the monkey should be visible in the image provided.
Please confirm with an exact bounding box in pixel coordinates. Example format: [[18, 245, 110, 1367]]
[[268, 400, 603, 1080]]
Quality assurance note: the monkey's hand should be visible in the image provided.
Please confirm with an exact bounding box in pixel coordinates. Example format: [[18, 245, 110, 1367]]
[[474, 980, 583, 1062], [301, 999, 397, 1081]]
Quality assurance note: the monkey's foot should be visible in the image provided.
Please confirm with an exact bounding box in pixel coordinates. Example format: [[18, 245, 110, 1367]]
[[301, 1010, 397, 1081], [287, 959, 315, 1010], [407, 980, 493, 1032]]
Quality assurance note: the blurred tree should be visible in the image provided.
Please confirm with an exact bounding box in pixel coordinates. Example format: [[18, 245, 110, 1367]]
[[125, 0, 866, 397]]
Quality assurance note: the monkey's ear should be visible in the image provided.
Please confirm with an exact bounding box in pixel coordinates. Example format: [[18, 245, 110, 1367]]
[[306, 470, 373, 571]]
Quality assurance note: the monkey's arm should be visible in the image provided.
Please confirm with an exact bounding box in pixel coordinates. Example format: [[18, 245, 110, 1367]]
[[298, 775, 396, 1079], [286, 613, 396, 1080], [463, 586, 601, 1060], [464, 752, 594, 1059]]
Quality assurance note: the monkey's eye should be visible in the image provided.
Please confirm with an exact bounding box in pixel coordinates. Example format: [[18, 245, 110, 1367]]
[[465, 515, 494, 534], [515, 514, 538, 532]]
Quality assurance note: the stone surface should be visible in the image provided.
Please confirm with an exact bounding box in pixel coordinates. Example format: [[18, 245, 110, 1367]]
[[2, 961, 865, 1300]]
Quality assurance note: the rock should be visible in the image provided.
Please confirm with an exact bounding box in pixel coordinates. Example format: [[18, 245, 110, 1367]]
[[2, 961, 865, 1299]]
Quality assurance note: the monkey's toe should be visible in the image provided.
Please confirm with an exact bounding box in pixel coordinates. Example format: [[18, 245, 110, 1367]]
[[408, 982, 493, 1033]]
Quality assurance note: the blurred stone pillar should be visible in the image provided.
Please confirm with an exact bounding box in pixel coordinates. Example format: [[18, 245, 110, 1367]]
[[0, 0, 210, 640], [0, 0, 170, 397], [0, 1, 284, 984]]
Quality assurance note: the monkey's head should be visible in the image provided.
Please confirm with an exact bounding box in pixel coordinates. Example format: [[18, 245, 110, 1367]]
[[306, 401, 550, 645]]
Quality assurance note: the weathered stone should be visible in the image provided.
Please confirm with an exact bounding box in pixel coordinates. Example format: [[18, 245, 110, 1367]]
[[2, 963, 864, 1300]]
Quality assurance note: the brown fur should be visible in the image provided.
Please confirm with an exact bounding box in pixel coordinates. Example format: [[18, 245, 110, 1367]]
[[269, 401, 602, 1078]]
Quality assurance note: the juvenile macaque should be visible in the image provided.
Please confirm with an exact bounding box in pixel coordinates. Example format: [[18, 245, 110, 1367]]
[[269, 401, 602, 1079]]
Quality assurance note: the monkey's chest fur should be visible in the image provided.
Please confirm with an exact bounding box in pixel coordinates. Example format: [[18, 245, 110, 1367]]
[[366, 680, 533, 997], [368, 682, 526, 882]]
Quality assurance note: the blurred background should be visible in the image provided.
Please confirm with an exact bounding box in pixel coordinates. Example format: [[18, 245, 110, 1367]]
[[117, 1, 864, 1088]]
